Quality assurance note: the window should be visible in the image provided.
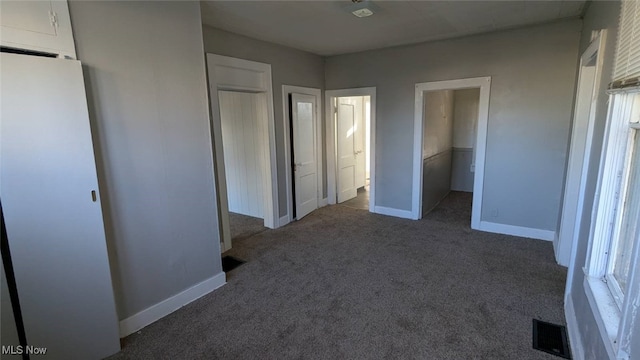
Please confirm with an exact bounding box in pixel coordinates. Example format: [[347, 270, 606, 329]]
[[583, 2, 640, 358], [585, 91, 639, 358], [603, 94, 640, 308], [610, 120, 640, 293]]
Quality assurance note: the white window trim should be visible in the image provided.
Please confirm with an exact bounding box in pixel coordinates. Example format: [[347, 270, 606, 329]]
[[584, 90, 640, 360]]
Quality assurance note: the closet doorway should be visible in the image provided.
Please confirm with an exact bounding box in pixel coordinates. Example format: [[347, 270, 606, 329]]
[[207, 54, 278, 252], [413, 77, 491, 229]]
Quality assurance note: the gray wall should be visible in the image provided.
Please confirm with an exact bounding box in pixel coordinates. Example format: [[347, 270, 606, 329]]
[[201, 26, 326, 217], [451, 89, 479, 192], [451, 148, 474, 192], [422, 151, 452, 215], [69, 1, 222, 320], [422, 90, 453, 213], [325, 20, 581, 231], [567, 1, 622, 359], [453, 89, 479, 149], [423, 90, 453, 158]]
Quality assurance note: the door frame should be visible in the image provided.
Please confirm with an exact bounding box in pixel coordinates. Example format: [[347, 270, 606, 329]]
[[412, 77, 491, 228], [326, 87, 376, 212], [206, 54, 279, 252], [282, 85, 323, 224], [557, 30, 607, 267]]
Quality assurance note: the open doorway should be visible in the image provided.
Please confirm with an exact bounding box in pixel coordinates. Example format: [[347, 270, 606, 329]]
[[421, 88, 479, 219], [413, 77, 491, 229], [206, 54, 279, 253], [218, 90, 269, 242], [326, 88, 376, 212]]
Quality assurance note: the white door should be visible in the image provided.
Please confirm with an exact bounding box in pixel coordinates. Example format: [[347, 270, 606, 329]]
[[0, 53, 120, 358], [353, 97, 366, 189], [337, 100, 358, 203], [291, 93, 319, 219], [0, 1, 77, 58]]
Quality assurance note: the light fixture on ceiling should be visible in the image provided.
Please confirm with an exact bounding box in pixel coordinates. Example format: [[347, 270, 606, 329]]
[[352, 8, 374, 18], [350, 0, 374, 18]]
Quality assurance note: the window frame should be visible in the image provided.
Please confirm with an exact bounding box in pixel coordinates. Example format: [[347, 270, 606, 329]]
[[584, 90, 640, 359]]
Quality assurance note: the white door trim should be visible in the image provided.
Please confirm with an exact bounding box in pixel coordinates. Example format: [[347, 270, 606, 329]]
[[282, 85, 323, 224], [413, 77, 491, 228], [326, 87, 377, 213], [557, 30, 607, 267], [206, 54, 279, 252]]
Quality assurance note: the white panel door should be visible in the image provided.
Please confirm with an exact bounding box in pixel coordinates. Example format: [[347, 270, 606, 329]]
[[337, 101, 358, 203], [0, 53, 120, 359], [0, 1, 77, 58], [291, 93, 318, 219], [353, 97, 366, 189], [218, 91, 265, 218]]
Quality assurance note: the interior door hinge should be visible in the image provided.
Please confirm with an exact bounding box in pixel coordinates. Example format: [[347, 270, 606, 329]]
[[49, 11, 58, 28]]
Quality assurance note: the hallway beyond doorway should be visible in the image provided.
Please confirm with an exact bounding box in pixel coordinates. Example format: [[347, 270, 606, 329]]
[[339, 185, 370, 210]]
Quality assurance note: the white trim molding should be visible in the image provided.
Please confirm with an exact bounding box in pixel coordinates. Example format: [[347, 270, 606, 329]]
[[584, 277, 620, 359], [326, 87, 377, 213], [119, 272, 226, 337], [279, 215, 291, 227], [206, 54, 280, 252], [478, 221, 555, 241], [413, 77, 491, 230], [565, 294, 585, 360], [282, 85, 323, 222], [373, 206, 413, 220], [557, 30, 607, 267]]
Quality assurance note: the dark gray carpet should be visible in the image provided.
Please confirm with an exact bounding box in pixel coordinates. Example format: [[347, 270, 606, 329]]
[[108, 192, 567, 359], [228, 212, 266, 241]]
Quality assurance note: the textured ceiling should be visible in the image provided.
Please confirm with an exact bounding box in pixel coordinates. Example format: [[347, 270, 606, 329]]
[[201, 1, 586, 56]]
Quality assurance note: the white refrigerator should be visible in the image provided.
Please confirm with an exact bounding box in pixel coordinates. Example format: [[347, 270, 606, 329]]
[[0, 52, 120, 359]]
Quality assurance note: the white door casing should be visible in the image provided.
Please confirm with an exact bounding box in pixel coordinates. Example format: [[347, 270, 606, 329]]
[[206, 54, 278, 253], [291, 93, 319, 219], [337, 101, 358, 203], [326, 87, 377, 212], [0, 53, 120, 358], [557, 31, 607, 267], [413, 77, 491, 227], [564, 30, 608, 300]]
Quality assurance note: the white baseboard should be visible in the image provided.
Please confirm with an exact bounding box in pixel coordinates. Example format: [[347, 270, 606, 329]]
[[565, 295, 585, 360], [477, 221, 555, 241], [319, 198, 328, 207], [119, 272, 226, 337], [374, 206, 413, 219], [279, 214, 290, 227]]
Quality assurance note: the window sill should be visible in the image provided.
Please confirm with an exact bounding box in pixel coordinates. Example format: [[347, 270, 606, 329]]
[[583, 275, 621, 359]]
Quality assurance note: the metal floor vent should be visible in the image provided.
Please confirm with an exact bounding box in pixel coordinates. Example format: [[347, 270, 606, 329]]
[[532, 319, 571, 359]]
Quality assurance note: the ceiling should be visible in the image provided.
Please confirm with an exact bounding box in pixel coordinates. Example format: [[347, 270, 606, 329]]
[[200, 1, 586, 56]]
